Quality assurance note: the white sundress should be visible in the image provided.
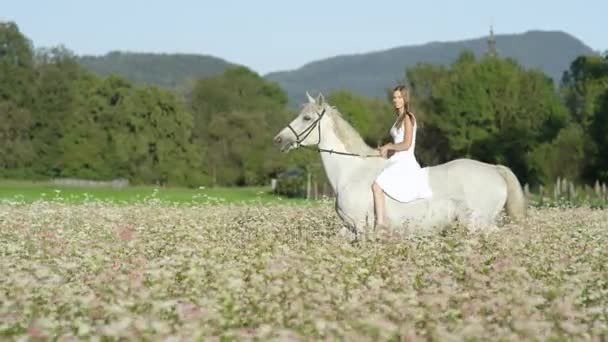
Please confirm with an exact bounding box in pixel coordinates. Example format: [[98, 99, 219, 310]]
[[375, 115, 433, 203]]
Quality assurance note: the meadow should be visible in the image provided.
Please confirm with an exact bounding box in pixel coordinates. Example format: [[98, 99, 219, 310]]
[[1, 192, 607, 340], [0, 180, 310, 206]]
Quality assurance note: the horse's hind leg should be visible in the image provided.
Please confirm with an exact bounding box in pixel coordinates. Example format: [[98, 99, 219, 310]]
[[456, 205, 500, 232]]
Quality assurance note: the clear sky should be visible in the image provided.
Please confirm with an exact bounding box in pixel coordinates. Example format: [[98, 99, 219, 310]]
[[3, 0, 606, 75]]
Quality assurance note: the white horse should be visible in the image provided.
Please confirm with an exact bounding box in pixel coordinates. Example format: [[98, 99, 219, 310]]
[[273, 93, 526, 236]]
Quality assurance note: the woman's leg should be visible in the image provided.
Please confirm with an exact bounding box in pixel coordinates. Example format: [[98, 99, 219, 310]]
[[372, 181, 386, 227]]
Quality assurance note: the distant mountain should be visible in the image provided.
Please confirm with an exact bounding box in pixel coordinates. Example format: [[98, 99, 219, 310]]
[[76, 31, 597, 106], [78, 51, 237, 89], [265, 30, 597, 106]]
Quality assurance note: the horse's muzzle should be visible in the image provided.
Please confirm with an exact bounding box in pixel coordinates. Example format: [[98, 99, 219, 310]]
[[273, 133, 293, 152]]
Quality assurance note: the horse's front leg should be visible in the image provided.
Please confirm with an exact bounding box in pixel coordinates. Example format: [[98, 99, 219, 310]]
[[334, 196, 373, 236]]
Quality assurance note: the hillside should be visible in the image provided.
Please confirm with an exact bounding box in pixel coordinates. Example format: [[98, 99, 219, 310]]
[[76, 31, 597, 106], [78, 51, 236, 89], [265, 30, 597, 106]]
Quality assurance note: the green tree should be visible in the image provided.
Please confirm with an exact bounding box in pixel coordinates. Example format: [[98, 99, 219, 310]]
[[0, 22, 37, 176], [189, 66, 291, 186], [0, 101, 35, 176], [406, 51, 570, 184], [30, 47, 88, 176], [589, 89, 608, 181], [327, 90, 394, 147], [91, 75, 205, 186], [561, 55, 608, 129], [526, 123, 586, 184], [560, 54, 608, 182], [0, 22, 35, 106], [432, 52, 498, 158]]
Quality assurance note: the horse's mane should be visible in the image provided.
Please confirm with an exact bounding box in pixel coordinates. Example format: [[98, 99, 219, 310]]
[[304, 103, 377, 156]]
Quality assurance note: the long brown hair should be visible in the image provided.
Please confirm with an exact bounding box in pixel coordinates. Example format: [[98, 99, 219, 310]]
[[392, 85, 414, 127]]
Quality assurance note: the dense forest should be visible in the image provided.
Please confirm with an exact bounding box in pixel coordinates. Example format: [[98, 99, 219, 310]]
[[1, 22, 607, 188]]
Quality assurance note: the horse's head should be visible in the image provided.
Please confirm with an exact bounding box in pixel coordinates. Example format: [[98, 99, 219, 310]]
[[273, 92, 329, 152]]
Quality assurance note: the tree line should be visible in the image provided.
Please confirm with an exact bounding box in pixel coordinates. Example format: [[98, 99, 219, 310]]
[[0, 22, 294, 187], [408, 51, 608, 186], [1, 22, 607, 188]]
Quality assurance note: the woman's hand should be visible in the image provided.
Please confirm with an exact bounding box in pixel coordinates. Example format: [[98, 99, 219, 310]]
[[378, 144, 391, 158]]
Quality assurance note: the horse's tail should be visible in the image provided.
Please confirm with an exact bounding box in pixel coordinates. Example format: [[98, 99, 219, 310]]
[[495, 165, 527, 221]]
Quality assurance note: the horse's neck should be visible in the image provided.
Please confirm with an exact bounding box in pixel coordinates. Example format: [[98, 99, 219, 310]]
[[318, 115, 376, 193]]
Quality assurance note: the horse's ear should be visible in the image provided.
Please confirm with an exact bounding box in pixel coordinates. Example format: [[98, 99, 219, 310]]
[[316, 92, 325, 106], [306, 91, 315, 103]]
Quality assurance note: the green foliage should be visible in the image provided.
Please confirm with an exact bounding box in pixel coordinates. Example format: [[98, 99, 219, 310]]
[[188, 66, 292, 186], [0, 23, 210, 186], [409, 51, 570, 184], [275, 173, 306, 198], [0, 23, 297, 188], [0, 22, 36, 175], [30, 48, 90, 176], [526, 123, 586, 184], [2, 22, 607, 190], [0, 22, 35, 106], [327, 90, 394, 147], [430, 52, 499, 157], [561, 55, 608, 129], [590, 89, 608, 181], [0, 101, 35, 171], [560, 55, 608, 182]]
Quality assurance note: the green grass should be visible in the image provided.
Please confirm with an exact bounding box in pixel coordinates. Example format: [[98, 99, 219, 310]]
[[0, 180, 317, 205]]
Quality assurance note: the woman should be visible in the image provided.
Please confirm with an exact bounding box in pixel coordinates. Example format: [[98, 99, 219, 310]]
[[372, 85, 433, 229]]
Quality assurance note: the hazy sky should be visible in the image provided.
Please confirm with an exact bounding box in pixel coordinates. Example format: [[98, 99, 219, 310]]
[[3, 0, 606, 74]]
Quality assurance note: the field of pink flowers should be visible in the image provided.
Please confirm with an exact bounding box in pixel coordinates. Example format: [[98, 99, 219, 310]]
[[1, 200, 607, 340]]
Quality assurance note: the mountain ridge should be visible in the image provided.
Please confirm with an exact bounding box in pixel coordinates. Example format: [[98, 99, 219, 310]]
[[76, 30, 598, 105], [265, 30, 597, 105]]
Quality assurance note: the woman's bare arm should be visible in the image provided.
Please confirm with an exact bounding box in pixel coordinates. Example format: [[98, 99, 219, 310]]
[[388, 114, 413, 152]]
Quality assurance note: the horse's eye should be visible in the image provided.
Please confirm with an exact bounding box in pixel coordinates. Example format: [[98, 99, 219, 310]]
[[303, 115, 312, 121]]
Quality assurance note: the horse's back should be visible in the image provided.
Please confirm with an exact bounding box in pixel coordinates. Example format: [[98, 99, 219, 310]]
[[427, 158, 506, 192], [426, 158, 509, 222]]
